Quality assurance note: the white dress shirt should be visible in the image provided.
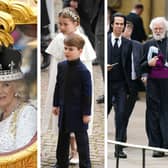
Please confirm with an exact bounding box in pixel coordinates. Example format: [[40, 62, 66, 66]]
[[111, 33, 122, 48]]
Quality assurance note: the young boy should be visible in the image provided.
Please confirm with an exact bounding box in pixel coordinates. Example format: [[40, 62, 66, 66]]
[[52, 33, 92, 168]]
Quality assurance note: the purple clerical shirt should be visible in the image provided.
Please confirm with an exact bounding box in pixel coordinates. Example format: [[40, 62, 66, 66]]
[[148, 53, 168, 79]]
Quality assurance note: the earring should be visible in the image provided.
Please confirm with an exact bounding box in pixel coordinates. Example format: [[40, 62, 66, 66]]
[[14, 93, 19, 97]]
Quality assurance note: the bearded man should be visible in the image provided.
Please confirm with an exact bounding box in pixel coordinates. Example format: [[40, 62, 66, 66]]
[[141, 17, 168, 157]]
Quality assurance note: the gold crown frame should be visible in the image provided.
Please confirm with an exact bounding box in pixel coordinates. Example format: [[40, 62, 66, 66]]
[[0, 0, 37, 47], [0, 1, 37, 167]]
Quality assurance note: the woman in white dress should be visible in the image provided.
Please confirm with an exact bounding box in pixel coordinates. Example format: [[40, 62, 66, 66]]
[[0, 47, 37, 153]]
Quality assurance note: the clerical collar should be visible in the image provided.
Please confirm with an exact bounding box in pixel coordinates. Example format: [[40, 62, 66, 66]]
[[131, 10, 137, 14], [156, 37, 166, 43], [67, 58, 80, 66]]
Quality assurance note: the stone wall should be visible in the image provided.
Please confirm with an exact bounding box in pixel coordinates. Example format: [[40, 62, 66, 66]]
[[108, 0, 167, 35]]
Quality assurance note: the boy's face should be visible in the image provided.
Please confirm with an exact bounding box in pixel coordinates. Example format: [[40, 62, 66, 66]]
[[64, 44, 82, 61]]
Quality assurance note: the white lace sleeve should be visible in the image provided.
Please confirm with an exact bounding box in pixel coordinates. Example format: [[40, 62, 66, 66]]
[[45, 33, 65, 60], [15, 105, 37, 149]]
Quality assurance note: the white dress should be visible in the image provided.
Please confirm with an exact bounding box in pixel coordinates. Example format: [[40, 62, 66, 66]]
[[0, 103, 37, 153], [42, 29, 96, 135]]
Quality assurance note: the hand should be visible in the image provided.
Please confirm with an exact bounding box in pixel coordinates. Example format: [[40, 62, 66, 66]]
[[148, 56, 158, 67], [107, 63, 119, 71], [107, 64, 113, 71], [83, 115, 91, 124], [52, 106, 60, 115], [141, 76, 147, 86]]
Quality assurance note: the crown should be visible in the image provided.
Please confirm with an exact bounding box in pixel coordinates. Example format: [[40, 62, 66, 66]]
[[0, 46, 23, 81]]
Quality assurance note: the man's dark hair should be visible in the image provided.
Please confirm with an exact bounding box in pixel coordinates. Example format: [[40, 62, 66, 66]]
[[111, 13, 127, 32], [111, 12, 127, 27], [134, 2, 144, 9], [126, 20, 134, 29]]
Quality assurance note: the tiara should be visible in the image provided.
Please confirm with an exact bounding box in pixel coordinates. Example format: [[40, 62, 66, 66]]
[[61, 8, 80, 22]]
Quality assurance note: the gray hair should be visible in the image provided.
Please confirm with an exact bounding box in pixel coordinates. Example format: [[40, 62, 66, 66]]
[[13, 79, 29, 102], [149, 17, 168, 31]]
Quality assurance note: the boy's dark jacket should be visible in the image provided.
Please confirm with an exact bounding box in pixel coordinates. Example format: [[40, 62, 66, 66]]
[[53, 59, 92, 132]]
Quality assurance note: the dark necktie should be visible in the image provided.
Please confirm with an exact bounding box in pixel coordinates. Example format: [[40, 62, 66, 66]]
[[114, 38, 119, 49]]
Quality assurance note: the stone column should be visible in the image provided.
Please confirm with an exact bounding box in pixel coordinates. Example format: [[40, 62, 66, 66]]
[[140, 0, 152, 34], [166, 0, 168, 19]]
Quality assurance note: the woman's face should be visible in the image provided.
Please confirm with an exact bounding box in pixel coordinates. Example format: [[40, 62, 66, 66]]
[[58, 16, 78, 35], [0, 81, 16, 109]]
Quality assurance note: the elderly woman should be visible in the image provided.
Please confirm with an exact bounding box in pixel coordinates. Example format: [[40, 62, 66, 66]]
[[0, 46, 37, 153]]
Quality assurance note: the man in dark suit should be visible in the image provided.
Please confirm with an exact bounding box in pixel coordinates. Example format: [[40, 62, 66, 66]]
[[90, 0, 105, 104], [41, 0, 51, 69], [52, 34, 92, 168], [126, 2, 147, 42], [108, 13, 132, 158], [122, 21, 143, 137]]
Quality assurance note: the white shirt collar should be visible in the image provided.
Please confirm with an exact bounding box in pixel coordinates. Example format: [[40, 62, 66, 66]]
[[111, 33, 122, 47]]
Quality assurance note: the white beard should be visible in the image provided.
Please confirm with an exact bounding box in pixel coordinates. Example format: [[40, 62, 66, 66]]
[[153, 32, 166, 40]]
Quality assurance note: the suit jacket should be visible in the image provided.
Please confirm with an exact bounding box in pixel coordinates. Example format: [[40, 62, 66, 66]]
[[63, 0, 70, 7], [132, 40, 143, 78], [108, 33, 132, 92], [63, 0, 93, 20], [53, 59, 92, 132], [90, 0, 104, 35], [41, 0, 50, 36]]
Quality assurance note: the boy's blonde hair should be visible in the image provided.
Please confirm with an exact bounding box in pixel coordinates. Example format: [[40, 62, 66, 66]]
[[58, 7, 80, 24], [64, 33, 85, 49]]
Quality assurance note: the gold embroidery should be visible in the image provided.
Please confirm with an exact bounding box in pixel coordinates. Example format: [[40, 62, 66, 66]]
[[10, 103, 25, 138]]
